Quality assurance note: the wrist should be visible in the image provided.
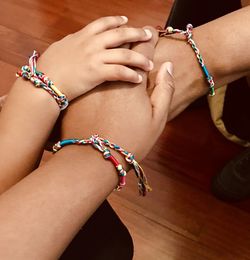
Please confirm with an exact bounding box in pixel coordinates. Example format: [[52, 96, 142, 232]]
[[52, 134, 143, 195], [54, 144, 120, 188], [151, 36, 208, 120], [36, 55, 75, 102], [13, 78, 61, 114], [156, 35, 208, 97]]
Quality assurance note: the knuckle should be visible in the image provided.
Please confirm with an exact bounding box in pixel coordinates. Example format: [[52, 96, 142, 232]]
[[83, 44, 93, 56], [121, 49, 133, 62], [114, 66, 126, 79], [113, 28, 124, 38], [98, 17, 109, 27], [141, 56, 149, 66]]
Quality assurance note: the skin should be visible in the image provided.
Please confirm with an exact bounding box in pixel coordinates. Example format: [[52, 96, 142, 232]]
[[0, 16, 154, 193], [0, 24, 175, 259], [150, 5, 250, 120], [0, 3, 249, 259]]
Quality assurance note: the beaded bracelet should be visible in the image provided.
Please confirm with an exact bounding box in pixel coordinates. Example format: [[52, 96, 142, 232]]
[[53, 135, 152, 196], [158, 24, 215, 96], [16, 50, 69, 110]]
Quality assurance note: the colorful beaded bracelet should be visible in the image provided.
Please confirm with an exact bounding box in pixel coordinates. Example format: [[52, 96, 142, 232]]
[[158, 24, 215, 96], [16, 50, 69, 110], [53, 135, 152, 196]]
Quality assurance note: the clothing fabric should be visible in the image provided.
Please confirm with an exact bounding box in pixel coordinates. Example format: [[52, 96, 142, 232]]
[[60, 200, 134, 260]]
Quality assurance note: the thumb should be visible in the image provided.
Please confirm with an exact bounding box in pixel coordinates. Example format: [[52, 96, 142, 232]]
[[150, 62, 175, 127]]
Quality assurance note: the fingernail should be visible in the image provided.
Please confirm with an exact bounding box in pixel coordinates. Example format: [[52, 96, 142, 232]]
[[144, 29, 152, 39], [136, 74, 143, 83], [148, 60, 154, 70], [166, 62, 173, 76], [121, 16, 128, 24]]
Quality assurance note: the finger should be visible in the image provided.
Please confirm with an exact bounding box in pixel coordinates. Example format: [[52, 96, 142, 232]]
[[119, 25, 131, 49], [151, 62, 175, 126], [120, 42, 131, 49], [77, 16, 128, 36], [102, 49, 154, 72], [97, 27, 152, 48], [130, 26, 159, 85], [130, 26, 158, 62], [102, 64, 143, 84]]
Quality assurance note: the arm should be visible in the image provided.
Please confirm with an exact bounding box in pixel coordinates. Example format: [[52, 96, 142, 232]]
[[0, 16, 153, 193], [150, 6, 250, 120], [0, 80, 59, 192], [0, 28, 175, 259], [0, 145, 120, 259]]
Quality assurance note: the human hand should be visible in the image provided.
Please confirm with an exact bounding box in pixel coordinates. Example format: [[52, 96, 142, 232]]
[[37, 16, 154, 101], [60, 27, 175, 162]]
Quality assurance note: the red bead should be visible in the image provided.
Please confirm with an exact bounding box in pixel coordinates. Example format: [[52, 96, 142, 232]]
[[119, 176, 126, 186], [108, 155, 120, 167]]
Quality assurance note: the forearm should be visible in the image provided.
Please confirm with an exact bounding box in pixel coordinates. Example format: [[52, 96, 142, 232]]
[[201, 6, 250, 85], [152, 6, 250, 118], [158, 6, 250, 87], [0, 79, 59, 193], [0, 27, 166, 259], [0, 145, 118, 259]]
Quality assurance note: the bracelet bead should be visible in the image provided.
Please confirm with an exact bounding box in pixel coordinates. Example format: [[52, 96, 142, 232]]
[[53, 135, 151, 196], [16, 50, 69, 110], [158, 24, 215, 96]]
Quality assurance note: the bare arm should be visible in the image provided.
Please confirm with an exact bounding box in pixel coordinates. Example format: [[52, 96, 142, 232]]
[[0, 145, 119, 259], [0, 28, 175, 259], [0, 16, 153, 193], [0, 80, 59, 193], [150, 6, 250, 119]]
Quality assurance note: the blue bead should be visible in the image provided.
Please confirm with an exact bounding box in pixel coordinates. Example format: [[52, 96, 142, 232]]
[[202, 65, 210, 78], [60, 139, 77, 146]]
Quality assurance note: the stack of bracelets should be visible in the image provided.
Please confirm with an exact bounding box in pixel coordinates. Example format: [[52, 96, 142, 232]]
[[157, 23, 215, 96], [16, 50, 69, 110], [53, 135, 152, 196]]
